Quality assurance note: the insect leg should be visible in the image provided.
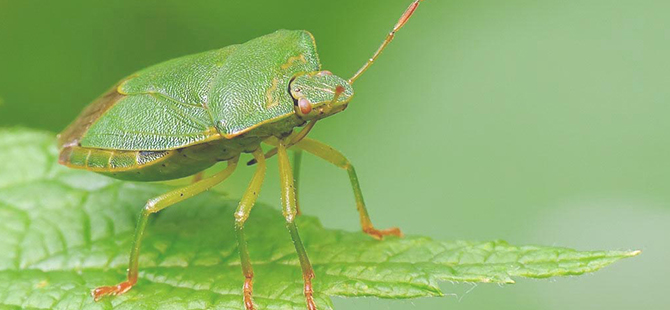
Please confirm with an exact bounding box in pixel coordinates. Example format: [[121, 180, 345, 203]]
[[247, 121, 317, 166], [293, 149, 303, 216], [277, 140, 317, 310], [292, 137, 403, 240], [92, 158, 239, 301], [191, 171, 204, 183], [234, 149, 267, 310]]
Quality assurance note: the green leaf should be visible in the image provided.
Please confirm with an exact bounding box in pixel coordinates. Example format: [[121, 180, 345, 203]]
[[0, 128, 639, 310]]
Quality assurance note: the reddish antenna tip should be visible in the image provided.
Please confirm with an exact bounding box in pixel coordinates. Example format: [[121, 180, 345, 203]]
[[348, 0, 425, 84], [395, 0, 422, 31]]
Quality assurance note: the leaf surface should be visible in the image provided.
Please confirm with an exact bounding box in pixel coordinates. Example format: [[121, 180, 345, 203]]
[[0, 129, 639, 310]]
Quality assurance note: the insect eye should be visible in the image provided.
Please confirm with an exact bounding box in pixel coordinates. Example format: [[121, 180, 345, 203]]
[[298, 98, 312, 115]]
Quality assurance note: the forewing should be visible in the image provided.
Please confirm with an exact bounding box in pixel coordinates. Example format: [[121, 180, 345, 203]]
[[58, 87, 124, 148], [79, 93, 217, 151], [62, 30, 319, 151], [73, 48, 236, 151], [119, 46, 238, 107]]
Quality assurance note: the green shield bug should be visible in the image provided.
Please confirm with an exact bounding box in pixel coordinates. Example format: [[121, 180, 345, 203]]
[[57, 1, 424, 309]]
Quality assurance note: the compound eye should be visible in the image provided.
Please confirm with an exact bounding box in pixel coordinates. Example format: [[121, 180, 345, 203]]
[[298, 98, 312, 114]]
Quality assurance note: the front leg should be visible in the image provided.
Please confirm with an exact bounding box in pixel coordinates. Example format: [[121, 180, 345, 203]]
[[292, 149, 303, 215], [277, 139, 318, 310], [293, 138, 403, 240]]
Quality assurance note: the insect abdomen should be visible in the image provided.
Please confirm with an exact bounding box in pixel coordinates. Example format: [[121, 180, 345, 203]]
[[58, 144, 224, 181], [59, 146, 168, 172]]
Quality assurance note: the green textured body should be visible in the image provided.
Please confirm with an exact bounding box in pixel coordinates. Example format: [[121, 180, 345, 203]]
[[57, 30, 352, 181], [56, 2, 421, 307]]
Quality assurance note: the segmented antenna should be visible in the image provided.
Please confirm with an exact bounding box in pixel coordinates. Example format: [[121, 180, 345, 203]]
[[348, 0, 424, 84]]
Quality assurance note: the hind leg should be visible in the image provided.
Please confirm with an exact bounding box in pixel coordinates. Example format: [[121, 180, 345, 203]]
[[92, 158, 239, 300]]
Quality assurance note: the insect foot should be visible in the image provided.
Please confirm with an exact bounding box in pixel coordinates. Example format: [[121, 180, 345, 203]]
[[91, 280, 135, 301], [243, 275, 255, 310], [304, 270, 317, 310], [363, 226, 404, 240]]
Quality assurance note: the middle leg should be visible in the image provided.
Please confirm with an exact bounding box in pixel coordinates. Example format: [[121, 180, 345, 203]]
[[277, 139, 317, 310]]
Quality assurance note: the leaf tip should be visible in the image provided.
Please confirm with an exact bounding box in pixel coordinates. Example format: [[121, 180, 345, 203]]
[[626, 250, 642, 257]]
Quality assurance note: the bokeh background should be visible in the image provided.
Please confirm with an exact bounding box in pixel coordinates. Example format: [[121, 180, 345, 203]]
[[1, 0, 668, 309]]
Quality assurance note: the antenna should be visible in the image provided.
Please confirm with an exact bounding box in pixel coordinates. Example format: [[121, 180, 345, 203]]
[[348, 0, 424, 84]]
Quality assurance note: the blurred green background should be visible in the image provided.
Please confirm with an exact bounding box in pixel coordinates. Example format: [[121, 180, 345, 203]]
[[1, 0, 668, 309]]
